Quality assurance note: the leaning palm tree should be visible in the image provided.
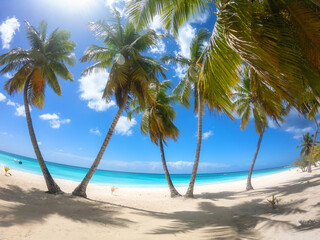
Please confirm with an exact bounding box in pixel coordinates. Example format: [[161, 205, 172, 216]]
[[0, 20, 76, 194], [161, 29, 212, 198], [127, 0, 320, 108], [297, 133, 314, 157], [128, 80, 180, 197], [234, 66, 284, 190], [72, 11, 166, 197]]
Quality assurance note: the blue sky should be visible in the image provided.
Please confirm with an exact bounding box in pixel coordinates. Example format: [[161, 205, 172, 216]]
[[0, 0, 317, 174]]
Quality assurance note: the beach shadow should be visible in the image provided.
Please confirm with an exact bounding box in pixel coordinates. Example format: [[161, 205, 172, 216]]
[[0, 184, 133, 228], [197, 173, 320, 201], [296, 219, 320, 231], [135, 196, 309, 239]]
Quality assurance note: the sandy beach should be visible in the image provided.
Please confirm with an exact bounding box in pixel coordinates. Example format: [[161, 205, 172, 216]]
[[0, 167, 319, 240]]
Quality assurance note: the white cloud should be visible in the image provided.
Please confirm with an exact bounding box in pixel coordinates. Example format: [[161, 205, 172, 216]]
[[190, 11, 209, 24], [0, 92, 6, 102], [150, 39, 166, 54], [175, 64, 188, 79], [38, 141, 42, 145], [79, 69, 116, 112], [269, 110, 319, 139], [176, 23, 196, 59], [285, 127, 313, 140], [115, 116, 137, 136], [0, 17, 20, 49], [39, 113, 70, 129], [105, 0, 128, 16], [149, 15, 163, 32], [4, 73, 13, 78], [3, 99, 29, 117], [39, 113, 59, 120], [203, 130, 213, 140], [15, 105, 27, 117], [90, 127, 101, 136], [6, 100, 16, 106]]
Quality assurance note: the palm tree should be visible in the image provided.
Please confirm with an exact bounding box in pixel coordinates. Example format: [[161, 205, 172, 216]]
[[72, 11, 166, 198], [128, 80, 180, 197], [127, 0, 320, 108], [297, 133, 314, 157], [162, 29, 213, 198], [0, 20, 76, 194], [301, 95, 320, 172], [234, 66, 284, 190]]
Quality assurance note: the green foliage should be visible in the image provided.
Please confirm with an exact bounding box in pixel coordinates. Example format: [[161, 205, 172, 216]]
[[292, 156, 309, 172], [81, 10, 166, 109], [128, 80, 179, 145], [233, 64, 285, 134], [297, 133, 314, 156], [161, 28, 210, 113], [0, 20, 76, 109], [127, 0, 320, 111], [312, 145, 320, 163]]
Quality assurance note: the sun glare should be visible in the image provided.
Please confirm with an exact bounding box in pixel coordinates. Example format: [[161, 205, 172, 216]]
[[53, 0, 95, 13]]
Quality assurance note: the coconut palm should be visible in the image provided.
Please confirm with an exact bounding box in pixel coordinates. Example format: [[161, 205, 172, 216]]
[[234, 66, 284, 190], [161, 28, 224, 198], [297, 133, 314, 157], [72, 11, 166, 197], [302, 95, 320, 172], [127, 0, 320, 107], [0, 20, 76, 194], [128, 80, 180, 197]]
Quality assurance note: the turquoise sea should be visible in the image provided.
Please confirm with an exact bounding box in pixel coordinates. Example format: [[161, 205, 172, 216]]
[[0, 150, 291, 187]]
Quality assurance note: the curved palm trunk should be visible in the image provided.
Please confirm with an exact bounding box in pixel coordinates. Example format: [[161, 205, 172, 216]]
[[246, 130, 265, 191], [308, 119, 319, 173], [24, 77, 62, 194], [185, 90, 203, 198], [159, 137, 181, 197], [72, 92, 128, 198]]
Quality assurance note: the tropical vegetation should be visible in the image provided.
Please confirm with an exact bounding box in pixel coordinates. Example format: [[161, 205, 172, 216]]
[[233, 65, 285, 190], [161, 28, 215, 197], [128, 80, 181, 197], [0, 20, 76, 194], [72, 10, 166, 197], [1, 0, 320, 198]]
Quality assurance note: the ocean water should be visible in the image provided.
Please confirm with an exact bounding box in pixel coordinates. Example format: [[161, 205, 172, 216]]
[[0, 150, 291, 187]]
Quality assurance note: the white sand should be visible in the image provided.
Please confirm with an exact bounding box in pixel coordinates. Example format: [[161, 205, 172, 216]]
[[0, 167, 319, 239]]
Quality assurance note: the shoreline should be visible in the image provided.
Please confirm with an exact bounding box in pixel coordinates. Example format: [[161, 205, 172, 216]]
[[1, 165, 319, 239], [1, 166, 295, 190]]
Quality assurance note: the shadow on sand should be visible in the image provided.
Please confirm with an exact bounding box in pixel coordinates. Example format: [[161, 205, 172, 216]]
[[0, 172, 319, 239], [0, 185, 133, 228]]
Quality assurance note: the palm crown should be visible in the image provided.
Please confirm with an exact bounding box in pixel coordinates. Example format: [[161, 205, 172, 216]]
[[128, 80, 179, 145], [161, 28, 210, 112], [0, 20, 76, 108], [127, 0, 320, 110], [234, 65, 285, 134], [297, 133, 317, 156], [80, 10, 167, 110]]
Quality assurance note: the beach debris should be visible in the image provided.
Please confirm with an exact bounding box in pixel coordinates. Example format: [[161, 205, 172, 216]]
[[4, 166, 12, 176], [111, 186, 119, 195], [267, 195, 279, 209]]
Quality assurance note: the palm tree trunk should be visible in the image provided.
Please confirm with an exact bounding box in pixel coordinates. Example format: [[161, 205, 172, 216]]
[[159, 137, 181, 197], [308, 119, 319, 173], [185, 90, 203, 198], [246, 130, 265, 191], [72, 91, 129, 198], [24, 76, 62, 194]]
